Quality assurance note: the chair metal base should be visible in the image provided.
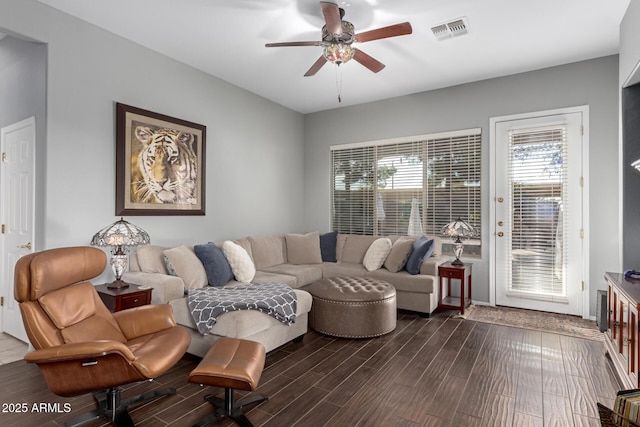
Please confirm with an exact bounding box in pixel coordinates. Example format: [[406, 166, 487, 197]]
[[194, 388, 268, 427], [62, 386, 176, 427]]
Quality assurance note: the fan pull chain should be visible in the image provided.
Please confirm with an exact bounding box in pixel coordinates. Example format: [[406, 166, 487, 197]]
[[335, 65, 343, 103]]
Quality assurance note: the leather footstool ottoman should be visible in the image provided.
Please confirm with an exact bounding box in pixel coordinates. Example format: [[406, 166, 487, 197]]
[[304, 276, 396, 338], [188, 337, 268, 427]]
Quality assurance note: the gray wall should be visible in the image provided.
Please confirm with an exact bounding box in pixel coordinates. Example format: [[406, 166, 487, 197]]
[[304, 56, 620, 316], [0, 35, 46, 249], [0, 0, 305, 281]]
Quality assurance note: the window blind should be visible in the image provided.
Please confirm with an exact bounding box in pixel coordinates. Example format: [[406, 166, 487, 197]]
[[331, 129, 482, 244], [425, 133, 482, 238], [508, 125, 568, 297], [332, 146, 376, 235]]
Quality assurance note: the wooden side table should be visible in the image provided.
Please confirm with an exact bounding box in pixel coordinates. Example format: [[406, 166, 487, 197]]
[[95, 283, 152, 312], [438, 261, 472, 315]]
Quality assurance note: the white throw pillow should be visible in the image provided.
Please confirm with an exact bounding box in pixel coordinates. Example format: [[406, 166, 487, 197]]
[[162, 245, 208, 290], [222, 240, 256, 283], [363, 238, 392, 271]]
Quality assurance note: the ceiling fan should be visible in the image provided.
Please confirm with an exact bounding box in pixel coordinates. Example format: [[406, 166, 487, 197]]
[[265, 1, 412, 77]]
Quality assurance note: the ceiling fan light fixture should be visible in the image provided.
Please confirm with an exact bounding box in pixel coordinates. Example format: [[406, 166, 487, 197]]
[[266, 2, 410, 77], [323, 43, 355, 65]]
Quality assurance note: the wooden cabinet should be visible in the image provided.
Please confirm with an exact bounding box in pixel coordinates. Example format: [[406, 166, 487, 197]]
[[605, 272, 640, 389]]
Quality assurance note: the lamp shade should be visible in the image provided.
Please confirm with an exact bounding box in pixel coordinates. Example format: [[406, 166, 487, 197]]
[[91, 217, 150, 248], [441, 217, 475, 240]]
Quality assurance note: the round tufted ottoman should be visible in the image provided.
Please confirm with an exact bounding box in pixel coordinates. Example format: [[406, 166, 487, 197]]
[[304, 276, 397, 338]]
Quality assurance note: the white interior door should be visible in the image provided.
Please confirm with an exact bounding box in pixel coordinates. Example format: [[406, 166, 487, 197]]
[[1, 117, 36, 343], [492, 110, 585, 316]]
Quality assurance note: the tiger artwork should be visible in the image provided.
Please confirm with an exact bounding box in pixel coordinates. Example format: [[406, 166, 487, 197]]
[[131, 126, 198, 205]]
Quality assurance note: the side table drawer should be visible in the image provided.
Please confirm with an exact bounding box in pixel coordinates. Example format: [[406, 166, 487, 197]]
[[120, 292, 150, 310], [441, 269, 462, 279], [95, 284, 153, 312]]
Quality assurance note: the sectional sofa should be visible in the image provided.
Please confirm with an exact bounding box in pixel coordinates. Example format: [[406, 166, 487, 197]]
[[122, 232, 448, 357]]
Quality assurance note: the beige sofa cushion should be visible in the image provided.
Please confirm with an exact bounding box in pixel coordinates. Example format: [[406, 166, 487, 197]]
[[163, 245, 208, 290], [136, 245, 169, 274], [420, 255, 447, 276], [248, 235, 286, 269], [340, 235, 379, 264], [366, 269, 437, 294], [122, 270, 185, 304], [428, 235, 443, 256], [285, 232, 322, 265], [384, 237, 416, 273], [261, 264, 323, 288], [234, 238, 253, 259], [252, 271, 298, 287], [322, 262, 368, 278]]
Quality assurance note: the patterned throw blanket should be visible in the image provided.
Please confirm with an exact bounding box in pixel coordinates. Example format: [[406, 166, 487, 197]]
[[187, 283, 297, 335]]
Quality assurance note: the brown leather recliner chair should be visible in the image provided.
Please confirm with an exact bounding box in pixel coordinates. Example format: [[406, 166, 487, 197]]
[[14, 246, 191, 427]]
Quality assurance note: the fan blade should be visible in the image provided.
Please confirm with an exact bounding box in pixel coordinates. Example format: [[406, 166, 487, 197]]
[[304, 56, 328, 77], [356, 22, 413, 43], [265, 41, 324, 47], [320, 1, 342, 35], [353, 49, 385, 73]]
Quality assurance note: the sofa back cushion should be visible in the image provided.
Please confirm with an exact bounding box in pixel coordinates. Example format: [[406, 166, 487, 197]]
[[248, 236, 287, 269], [136, 245, 169, 274], [428, 235, 443, 256], [339, 235, 379, 264], [234, 238, 253, 259], [285, 232, 322, 265]]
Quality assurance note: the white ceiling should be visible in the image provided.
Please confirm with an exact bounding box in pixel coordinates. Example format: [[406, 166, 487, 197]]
[[37, 0, 630, 114]]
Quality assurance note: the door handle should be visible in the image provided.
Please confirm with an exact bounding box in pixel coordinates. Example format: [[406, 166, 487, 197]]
[[17, 242, 32, 250], [497, 232, 504, 237]]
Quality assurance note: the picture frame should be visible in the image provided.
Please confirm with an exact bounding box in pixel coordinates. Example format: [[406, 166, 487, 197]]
[[115, 102, 206, 215]]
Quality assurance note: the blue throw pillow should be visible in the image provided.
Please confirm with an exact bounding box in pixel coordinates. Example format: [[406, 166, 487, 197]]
[[194, 243, 234, 287], [320, 231, 338, 262], [405, 236, 434, 275]]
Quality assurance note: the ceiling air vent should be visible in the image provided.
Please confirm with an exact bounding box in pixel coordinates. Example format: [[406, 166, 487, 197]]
[[431, 17, 469, 41]]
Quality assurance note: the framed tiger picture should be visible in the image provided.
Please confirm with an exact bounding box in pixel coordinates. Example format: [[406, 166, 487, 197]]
[[115, 103, 206, 215]]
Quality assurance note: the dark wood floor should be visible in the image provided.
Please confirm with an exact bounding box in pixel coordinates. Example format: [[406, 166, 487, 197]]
[[0, 312, 621, 427]]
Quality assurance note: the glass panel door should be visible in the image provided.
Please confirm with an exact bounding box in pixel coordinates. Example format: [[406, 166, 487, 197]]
[[494, 111, 583, 315]]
